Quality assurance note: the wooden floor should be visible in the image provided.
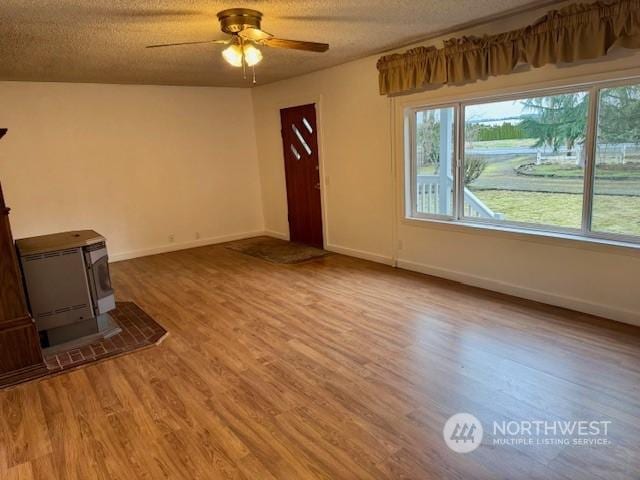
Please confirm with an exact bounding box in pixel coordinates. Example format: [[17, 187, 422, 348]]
[[1, 243, 639, 479]]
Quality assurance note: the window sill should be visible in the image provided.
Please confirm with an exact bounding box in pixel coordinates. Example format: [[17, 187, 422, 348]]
[[400, 216, 640, 257]]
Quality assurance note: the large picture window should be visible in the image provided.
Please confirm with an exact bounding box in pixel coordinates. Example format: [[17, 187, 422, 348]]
[[406, 78, 640, 243]]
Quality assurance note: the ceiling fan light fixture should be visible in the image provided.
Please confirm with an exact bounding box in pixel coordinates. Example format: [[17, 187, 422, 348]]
[[149, 8, 329, 81], [222, 44, 243, 67], [243, 44, 263, 67]]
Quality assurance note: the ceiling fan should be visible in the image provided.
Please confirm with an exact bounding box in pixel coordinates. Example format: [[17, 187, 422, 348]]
[[146, 8, 330, 83]]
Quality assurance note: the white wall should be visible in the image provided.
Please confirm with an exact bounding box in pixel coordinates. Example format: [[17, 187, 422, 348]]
[[0, 82, 264, 260], [252, 3, 640, 325], [252, 59, 392, 261]]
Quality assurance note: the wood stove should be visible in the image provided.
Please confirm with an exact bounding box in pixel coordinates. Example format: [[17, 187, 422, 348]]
[[16, 230, 120, 349]]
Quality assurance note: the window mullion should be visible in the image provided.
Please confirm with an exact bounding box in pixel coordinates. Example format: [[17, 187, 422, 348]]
[[410, 110, 417, 218], [582, 87, 599, 234], [455, 103, 465, 221]]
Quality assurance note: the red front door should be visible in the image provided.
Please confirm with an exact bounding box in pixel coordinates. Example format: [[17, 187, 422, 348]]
[[280, 104, 323, 248]]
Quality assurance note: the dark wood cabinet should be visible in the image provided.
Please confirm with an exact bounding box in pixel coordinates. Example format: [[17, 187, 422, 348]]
[[0, 129, 47, 386]]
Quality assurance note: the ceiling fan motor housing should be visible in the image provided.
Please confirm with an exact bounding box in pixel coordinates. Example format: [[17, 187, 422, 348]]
[[217, 9, 263, 34]]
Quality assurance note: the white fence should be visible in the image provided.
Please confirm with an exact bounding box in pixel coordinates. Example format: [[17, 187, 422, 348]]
[[595, 144, 640, 164], [536, 144, 639, 165], [417, 175, 502, 219], [536, 145, 587, 165]]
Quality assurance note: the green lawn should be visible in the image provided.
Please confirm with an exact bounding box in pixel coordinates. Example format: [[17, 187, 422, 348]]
[[417, 154, 640, 235], [418, 165, 438, 175], [473, 189, 640, 235]]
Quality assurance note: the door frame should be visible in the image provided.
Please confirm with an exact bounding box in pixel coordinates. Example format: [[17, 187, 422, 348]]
[[275, 94, 328, 248]]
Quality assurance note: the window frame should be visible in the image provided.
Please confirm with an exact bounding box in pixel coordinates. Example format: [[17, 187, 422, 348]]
[[408, 103, 458, 221], [404, 76, 640, 245]]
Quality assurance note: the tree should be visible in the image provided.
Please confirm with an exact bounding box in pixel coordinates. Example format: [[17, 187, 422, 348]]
[[520, 93, 588, 156], [476, 122, 526, 141], [416, 111, 440, 166], [597, 85, 640, 145], [464, 157, 487, 185]]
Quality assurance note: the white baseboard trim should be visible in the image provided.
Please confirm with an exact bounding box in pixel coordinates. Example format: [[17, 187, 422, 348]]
[[263, 230, 289, 240], [109, 230, 265, 263], [109, 231, 638, 327], [397, 259, 640, 327], [326, 243, 395, 266]]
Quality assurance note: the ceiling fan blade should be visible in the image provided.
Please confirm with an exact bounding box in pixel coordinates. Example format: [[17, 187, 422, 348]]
[[262, 38, 329, 53], [278, 15, 362, 22], [238, 27, 273, 42], [146, 40, 229, 49], [111, 9, 205, 19]]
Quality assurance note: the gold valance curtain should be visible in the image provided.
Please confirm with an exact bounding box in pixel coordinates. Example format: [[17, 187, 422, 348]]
[[376, 0, 640, 95]]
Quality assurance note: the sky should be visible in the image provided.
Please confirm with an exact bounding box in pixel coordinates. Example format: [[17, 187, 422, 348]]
[[465, 99, 528, 124], [418, 92, 590, 125]]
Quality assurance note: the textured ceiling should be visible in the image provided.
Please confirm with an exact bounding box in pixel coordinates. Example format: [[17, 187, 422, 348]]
[[1, 0, 544, 87]]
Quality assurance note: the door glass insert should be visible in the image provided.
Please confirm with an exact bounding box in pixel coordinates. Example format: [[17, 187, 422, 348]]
[[302, 117, 313, 133], [292, 124, 312, 155], [290, 144, 301, 160]]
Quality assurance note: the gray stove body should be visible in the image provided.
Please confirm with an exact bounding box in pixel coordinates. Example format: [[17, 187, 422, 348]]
[[16, 230, 117, 347]]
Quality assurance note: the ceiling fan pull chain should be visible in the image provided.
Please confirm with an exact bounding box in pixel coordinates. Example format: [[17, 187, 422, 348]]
[[240, 37, 247, 80], [252, 66, 256, 84]]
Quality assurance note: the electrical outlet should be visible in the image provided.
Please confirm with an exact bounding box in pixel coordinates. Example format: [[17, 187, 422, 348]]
[[195, 232, 201, 240], [168, 234, 175, 243], [397, 239, 404, 250]]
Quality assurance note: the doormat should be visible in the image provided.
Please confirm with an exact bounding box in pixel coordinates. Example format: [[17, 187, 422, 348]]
[[0, 302, 167, 390], [225, 236, 330, 264]]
